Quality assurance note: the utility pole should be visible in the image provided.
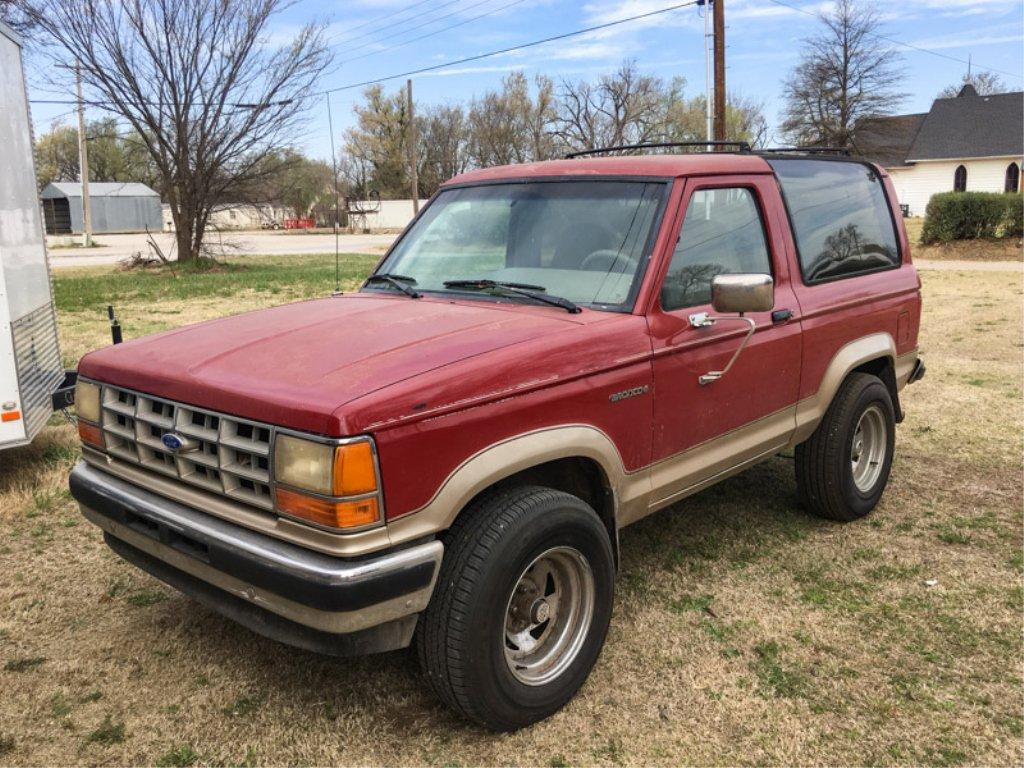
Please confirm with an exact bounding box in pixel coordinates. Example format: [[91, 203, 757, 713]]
[[703, 0, 713, 145], [74, 62, 93, 246], [712, 0, 726, 144], [407, 79, 419, 214]]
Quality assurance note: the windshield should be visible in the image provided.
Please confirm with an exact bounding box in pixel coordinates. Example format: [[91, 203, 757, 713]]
[[368, 180, 667, 311]]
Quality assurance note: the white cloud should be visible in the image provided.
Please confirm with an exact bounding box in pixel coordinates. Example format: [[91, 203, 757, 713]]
[[908, 31, 1024, 50]]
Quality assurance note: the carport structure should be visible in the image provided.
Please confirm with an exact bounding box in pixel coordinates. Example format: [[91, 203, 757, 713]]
[[40, 181, 162, 234]]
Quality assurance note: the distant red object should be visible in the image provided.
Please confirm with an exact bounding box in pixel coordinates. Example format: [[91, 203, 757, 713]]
[[283, 218, 315, 229]]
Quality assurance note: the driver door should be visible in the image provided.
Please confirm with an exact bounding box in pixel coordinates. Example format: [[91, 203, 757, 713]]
[[645, 176, 802, 508]]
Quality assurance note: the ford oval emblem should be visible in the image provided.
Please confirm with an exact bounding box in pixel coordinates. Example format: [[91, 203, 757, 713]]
[[161, 432, 195, 454]]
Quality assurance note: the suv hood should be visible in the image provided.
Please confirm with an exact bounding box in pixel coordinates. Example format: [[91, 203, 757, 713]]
[[78, 294, 586, 434]]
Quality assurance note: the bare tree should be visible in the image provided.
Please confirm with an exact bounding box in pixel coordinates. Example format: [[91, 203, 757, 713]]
[[938, 71, 1006, 98], [418, 104, 470, 196], [343, 85, 411, 199], [1, 0, 37, 38], [664, 91, 770, 147], [555, 60, 673, 151], [24, 0, 330, 262], [780, 0, 904, 148], [468, 72, 557, 166]]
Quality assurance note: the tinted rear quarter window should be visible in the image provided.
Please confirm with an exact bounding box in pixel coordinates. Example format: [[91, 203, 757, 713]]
[[768, 159, 900, 284]]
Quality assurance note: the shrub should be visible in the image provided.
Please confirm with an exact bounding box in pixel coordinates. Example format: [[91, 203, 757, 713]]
[[921, 192, 1023, 244]]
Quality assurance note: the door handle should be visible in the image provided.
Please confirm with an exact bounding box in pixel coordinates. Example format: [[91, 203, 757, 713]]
[[772, 309, 794, 324]]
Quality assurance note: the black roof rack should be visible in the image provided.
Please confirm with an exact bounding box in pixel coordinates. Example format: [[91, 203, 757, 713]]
[[758, 147, 852, 156], [565, 140, 751, 159]]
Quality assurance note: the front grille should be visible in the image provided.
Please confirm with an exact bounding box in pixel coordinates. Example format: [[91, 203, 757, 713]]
[[99, 384, 274, 511]]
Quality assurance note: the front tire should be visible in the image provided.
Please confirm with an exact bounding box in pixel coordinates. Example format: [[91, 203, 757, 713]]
[[416, 485, 615, 731], [795, 372, 896, 522]]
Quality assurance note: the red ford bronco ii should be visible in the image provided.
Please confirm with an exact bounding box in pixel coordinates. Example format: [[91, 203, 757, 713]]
[[71, 149, 924, 730]]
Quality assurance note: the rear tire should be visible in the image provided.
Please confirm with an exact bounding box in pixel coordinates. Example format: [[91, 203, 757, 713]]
[[416, 485, 615, 731], [795, 372, 896, 522]]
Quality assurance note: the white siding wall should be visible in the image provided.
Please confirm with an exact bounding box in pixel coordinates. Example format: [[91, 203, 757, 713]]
[[161, 203, 292, 231], [888, 156, 1022, 217], [348, 199, 416, 231]]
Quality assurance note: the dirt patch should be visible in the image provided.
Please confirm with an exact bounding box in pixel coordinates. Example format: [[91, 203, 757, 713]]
[[914, 238, 1022, 262]]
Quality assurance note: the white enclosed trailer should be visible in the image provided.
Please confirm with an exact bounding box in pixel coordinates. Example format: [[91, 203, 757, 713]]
[[0, 21, 66, 451]]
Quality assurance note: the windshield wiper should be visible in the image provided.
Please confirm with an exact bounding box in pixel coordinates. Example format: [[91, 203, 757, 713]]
[[365, 273, 421, 299], [442, 279, 581, 314]]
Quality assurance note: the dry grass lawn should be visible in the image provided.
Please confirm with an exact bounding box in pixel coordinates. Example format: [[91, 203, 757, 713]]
[[0, 257, 1021, 766], [904, 217, 1022, 262]]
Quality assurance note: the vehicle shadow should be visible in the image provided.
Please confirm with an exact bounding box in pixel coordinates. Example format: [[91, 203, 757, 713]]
[[118, 454, 823, 739]]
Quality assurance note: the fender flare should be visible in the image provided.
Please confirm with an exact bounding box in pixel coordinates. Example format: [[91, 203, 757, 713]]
[[790, 332, 897, 446], [384, 425, 637, 549]]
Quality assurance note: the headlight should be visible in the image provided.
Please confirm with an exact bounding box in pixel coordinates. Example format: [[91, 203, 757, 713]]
[[75, 379, 101, 423], [274, 434, 335, 495], [75, 380, 104, 448], [273, 435, 381, 530]]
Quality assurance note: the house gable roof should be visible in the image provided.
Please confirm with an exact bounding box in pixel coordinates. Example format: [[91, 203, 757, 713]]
[[854, 112, 927, 167], [906, 89, 1023, 161]]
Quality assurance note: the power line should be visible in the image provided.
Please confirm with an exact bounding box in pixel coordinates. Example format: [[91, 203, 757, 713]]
[[328, 0, 436, 44], [324, 1, 702, 94], [339, 0, 532, 65], [764, 0, 1022, 81], [331, 0, 476, 54]]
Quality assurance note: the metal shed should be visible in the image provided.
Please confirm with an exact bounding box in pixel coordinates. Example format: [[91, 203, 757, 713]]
[[40, 181, 162, 234]]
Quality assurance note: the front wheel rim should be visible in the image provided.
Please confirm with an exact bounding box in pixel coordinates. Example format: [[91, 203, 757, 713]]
[[503, 546, 595, 687], [851, 403, 887, 493]]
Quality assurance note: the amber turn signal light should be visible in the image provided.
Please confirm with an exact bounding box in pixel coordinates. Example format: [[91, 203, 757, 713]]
[[78, 420, 103, 447], [332, 441, 377, 496], [1, 410, 21, 422], [275, 487, 380, 530]]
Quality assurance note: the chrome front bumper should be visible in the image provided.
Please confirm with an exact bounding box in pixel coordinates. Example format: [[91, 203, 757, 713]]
[[70, 462, 443, 655]]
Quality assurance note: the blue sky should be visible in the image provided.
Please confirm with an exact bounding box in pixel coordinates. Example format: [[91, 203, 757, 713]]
[[26, 0, 1024, 162]]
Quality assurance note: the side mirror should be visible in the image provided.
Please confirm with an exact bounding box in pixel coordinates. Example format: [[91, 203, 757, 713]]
[[711, 273, 774, 314]]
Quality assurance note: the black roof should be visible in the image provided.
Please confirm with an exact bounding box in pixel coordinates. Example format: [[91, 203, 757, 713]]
[[853, 85, 1023, 167], [853, 113, 927, 167], [907, 86, 1023, 161]]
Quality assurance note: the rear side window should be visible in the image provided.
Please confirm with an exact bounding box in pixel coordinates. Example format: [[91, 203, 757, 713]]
[[768, 159, 900, 284]]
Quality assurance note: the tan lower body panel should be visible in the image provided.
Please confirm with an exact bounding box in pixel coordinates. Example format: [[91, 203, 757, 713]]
[[616, 405, 797, 528]]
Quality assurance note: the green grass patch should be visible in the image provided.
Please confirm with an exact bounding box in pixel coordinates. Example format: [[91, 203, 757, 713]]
[[4, 656, 45, 672], [751, 641, 807, 699], [668, 593, 714, 614], [222, 694, 263, 717], [156, 745, 200, 767], [126, 589, 168, 607], [51, 692, 73, 718], [937, 530, 972, 545], [794, 566, 870, 612], [85, 714, 125, 746], [54, 253, 378, 314]]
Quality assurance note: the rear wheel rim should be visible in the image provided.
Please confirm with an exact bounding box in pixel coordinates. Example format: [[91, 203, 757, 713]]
[[503, 546, 595, 687], [851, 403, 887, 493]]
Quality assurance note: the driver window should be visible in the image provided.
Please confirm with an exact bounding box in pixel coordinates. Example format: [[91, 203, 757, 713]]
[[661, 187, 771, 311]]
